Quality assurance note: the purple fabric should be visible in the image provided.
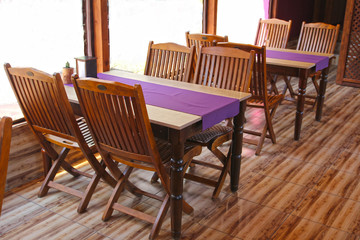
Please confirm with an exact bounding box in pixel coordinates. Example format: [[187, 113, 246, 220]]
[[263, 0, 269, 19], [78, 73, 239, 131], [266, 50, 329, 71]]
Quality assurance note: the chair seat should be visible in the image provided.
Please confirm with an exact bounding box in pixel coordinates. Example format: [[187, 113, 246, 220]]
[[247, 95, 284, 108], [157, 138, 201, 169], [188, 124, 233, 145], [44, 117, 96, 150]]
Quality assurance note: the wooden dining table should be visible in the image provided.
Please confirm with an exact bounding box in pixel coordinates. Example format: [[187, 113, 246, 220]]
[[266, 47, 334, 140], [64, 70, 251, 239]]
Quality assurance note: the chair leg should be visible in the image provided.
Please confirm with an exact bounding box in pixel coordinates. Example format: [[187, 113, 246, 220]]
[[149, 194, 170, 240], [283, 76, 296, 98], [41, 149, 52, 177], [38, 147, 70, 197], [77, 172, 101, 213], [311, 75, 320, 109], [269, 74, 279, 94], [212, 146, 231, 199], [151, 172, 159, 183], [255, 105, 279, 156], [102, 166, 133, 221]]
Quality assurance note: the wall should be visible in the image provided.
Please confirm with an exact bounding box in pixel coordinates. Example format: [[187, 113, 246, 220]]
[[274, 0, 315, 40]]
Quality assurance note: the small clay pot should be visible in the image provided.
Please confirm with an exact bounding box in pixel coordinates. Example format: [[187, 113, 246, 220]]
[[62, 67, 74, 84]]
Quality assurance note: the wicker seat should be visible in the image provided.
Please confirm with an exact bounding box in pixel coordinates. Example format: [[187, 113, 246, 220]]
[[217, 43, 284, 155], [72, 77, 201, 240], [0, 116, 12, 216], [4, 63, 116, 213]]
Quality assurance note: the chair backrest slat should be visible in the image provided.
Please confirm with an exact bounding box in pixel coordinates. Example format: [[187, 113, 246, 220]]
[[145, 41, 195, 83], [73, 79, 167, 175], [255, 18, 292, 49], [296, 22, 340, 54], [193, 46, 254, 93], [5, 65, 78, 138], [216, 43, 268, 101]]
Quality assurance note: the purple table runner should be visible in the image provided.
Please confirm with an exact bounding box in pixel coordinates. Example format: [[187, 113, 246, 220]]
[[94, 73, 239, 131], [266, 50, 329, 71]]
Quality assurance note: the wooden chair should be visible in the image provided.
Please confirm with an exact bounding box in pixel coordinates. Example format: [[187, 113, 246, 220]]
[[186, 31, 229, 78], [185, 31, 228, 55], [185, 46, 254, 198], [254, 18, 292, 48], [144, 41, 195, 82], [283, 22, 340, 103], [217, 43, 284, 155], [4, 63, 116, 213], [72, 77, 202, 240], [0, 117, 12, 216], [255, 18, 292, 94]]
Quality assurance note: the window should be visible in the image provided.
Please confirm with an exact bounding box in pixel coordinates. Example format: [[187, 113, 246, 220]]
[[0, 0, 84, 119], [109, 0, 203, 73], [217, 0, 266, 44]]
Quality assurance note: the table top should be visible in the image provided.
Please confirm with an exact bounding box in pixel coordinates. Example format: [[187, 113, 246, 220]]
[[266, 47, 334, 70], [65, 70, 251, 130]]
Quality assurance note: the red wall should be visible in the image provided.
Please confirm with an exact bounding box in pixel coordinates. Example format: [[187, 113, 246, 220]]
[[274, 0, 315, 40]]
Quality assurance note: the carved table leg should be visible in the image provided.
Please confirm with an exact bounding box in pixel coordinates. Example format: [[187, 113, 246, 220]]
[[316, 66, 329, 121], [230, 101, 246, 192], [169, 129, 184, 239], [295, 69, 309, 140]]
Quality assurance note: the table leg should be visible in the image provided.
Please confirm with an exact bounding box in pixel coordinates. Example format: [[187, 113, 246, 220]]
[[230, 101, 246, 192], [169, 129, 184, 239], [294, 70, 308, 140], [316, 67, 329, 121]]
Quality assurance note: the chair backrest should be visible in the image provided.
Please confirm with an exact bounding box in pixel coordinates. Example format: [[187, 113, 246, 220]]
[[186, 31, 228, 55], [4, 63, 90, 158], [0, 116, 12, 215], [217, 43, 269, 102], [144, 41, 195, 82], [72, 78, 170, 191], [296, 22, 340, 54], [255, 18, 292, 49], [192, 46, 254, 92]]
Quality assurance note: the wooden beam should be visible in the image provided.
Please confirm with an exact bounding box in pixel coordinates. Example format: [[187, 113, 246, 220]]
[[93, 0, 110, 73], [203, 0, 217, 34]]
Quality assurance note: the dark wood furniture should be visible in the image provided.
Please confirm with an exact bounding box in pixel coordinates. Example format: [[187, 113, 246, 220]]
[[266, 48, 333, 140], [282, 22, 340, 104], [65, 70, 251, 239], [255, 18, 292, 48], [218, 43, 284, 155], [4, 63, 116, 213], [72, 77, 201, 239], [187, 46, 254, 198], [0, 116, 12, 215], [144, 41, 195, 82], [336, 0, 360, 87]]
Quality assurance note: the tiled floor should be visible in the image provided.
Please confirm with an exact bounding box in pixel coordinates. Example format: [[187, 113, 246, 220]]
[[1, 65, 360, 239]]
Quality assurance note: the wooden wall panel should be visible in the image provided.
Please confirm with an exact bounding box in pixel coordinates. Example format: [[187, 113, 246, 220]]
[[6, 123, 43, 191], [203, 0, 217, 34], [336, 0, 360, 87], [93, 0, 110, 73], [5, 123, 88, 192]]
